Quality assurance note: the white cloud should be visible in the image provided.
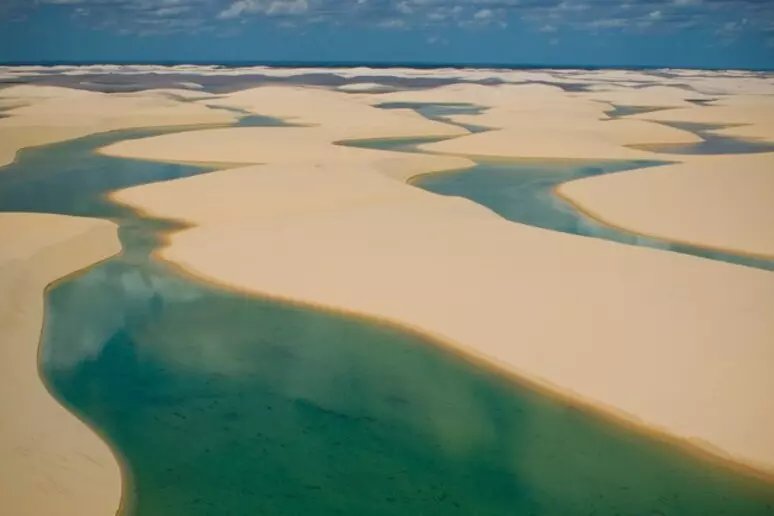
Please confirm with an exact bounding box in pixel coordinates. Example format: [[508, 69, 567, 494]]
[[396, 1, 413, 15], [2, 0, 773, 39], [474, 8, 492, 20], [219, 0, 308, 19]]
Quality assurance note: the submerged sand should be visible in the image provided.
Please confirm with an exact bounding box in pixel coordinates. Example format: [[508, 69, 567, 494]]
[[0, 212, 121, 516], [102, 81, 774, 477]]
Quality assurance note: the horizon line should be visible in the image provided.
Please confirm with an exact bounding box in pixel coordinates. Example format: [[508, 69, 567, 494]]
[[0, 60, 772, 73]]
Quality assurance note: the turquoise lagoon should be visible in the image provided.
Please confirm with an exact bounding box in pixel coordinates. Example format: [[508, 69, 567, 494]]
[[413, 159, 774, 270], [631, 121, 774, 155], [348, 103, 773, 271], [0, 126, 773, 514]]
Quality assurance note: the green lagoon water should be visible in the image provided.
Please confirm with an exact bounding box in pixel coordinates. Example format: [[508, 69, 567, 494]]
[[2, 125, 773, 515], [631, 121, 774, 155], [413, 159, 774, 270], [347, 102, 773, 271]]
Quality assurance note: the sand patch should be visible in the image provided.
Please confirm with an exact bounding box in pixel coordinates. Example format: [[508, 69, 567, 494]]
[[0, 212, 122, 516]]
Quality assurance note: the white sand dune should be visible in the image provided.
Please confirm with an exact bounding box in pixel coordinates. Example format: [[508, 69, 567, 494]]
[[3, 64, 771, 95], [632, 94, 774, 142], [111, 156, 774, 477], [337, 82, 396, 92], [559, 153, 774, 257], [0, 85, 238, 167], [356, 82, 774, 257], [102, 82, 774, 476], [417, 121, 695, 161], [100, 125, 472, 170], [0, 213, 121, 516], [578, 85, 714, 108], [361, 83, 702, 160], [202, 85, 469, 139]]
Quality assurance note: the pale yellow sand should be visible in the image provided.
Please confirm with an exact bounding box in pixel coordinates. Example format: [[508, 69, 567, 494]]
[[361, 83, 702, 160], [672, 76, 774, 96], [366, 81, 686, 109], [0, 212, 122, 516], [112, 159, 774, 477], [0, 85, 238, 167], [579, 85, 714, 108], [202, 85, 468, 139], [632, 94, 774, 142], [548, 93, 774, 258], [559, 153, 774, 257], [100, 126, 471, 170], [100, 83, 774, 475], [337, 82, 394, 92], [360, 82, 774, 257], [417, 121, 695, 161]]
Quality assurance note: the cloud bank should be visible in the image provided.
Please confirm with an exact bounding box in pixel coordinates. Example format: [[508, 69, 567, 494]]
[[2, 0, 772, 39]]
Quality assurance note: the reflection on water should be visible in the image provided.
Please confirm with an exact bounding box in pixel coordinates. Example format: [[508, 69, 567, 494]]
[[2, 126, 773, 514], [41, 254, 774, 515]]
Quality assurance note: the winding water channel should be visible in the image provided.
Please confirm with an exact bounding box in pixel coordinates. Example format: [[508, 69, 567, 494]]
[[2, 117, 773, 514], [359, 102, 774, 270]]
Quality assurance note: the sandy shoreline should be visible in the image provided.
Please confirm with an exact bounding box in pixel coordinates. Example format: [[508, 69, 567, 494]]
[[0, 85, 239, 167], [557, 152, 774, 259], [113, 170, 774, 476], [363, 82, 774, 259], [0, 212, 122, 516], [102, 82, 774, 477]]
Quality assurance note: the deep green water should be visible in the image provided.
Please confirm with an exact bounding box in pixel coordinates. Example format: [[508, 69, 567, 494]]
[[2, 127, 774, 514]]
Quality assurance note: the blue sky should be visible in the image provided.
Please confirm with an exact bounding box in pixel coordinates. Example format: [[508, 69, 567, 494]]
[[1, 0, 772, 69]]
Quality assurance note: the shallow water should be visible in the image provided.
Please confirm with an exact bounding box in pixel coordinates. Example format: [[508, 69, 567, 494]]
[[376, 101, 492, 133], [343, 103, 774, 270], [2, 128, 773, 514], [632, 121, 774, 155], [414, 159, 774, 270]]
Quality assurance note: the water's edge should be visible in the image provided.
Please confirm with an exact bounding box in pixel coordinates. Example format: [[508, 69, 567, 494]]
[[0, 115, 770, 514]]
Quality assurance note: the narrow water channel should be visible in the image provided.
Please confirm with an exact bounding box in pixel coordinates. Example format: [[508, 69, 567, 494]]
[[355, 102, 774, 270]]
